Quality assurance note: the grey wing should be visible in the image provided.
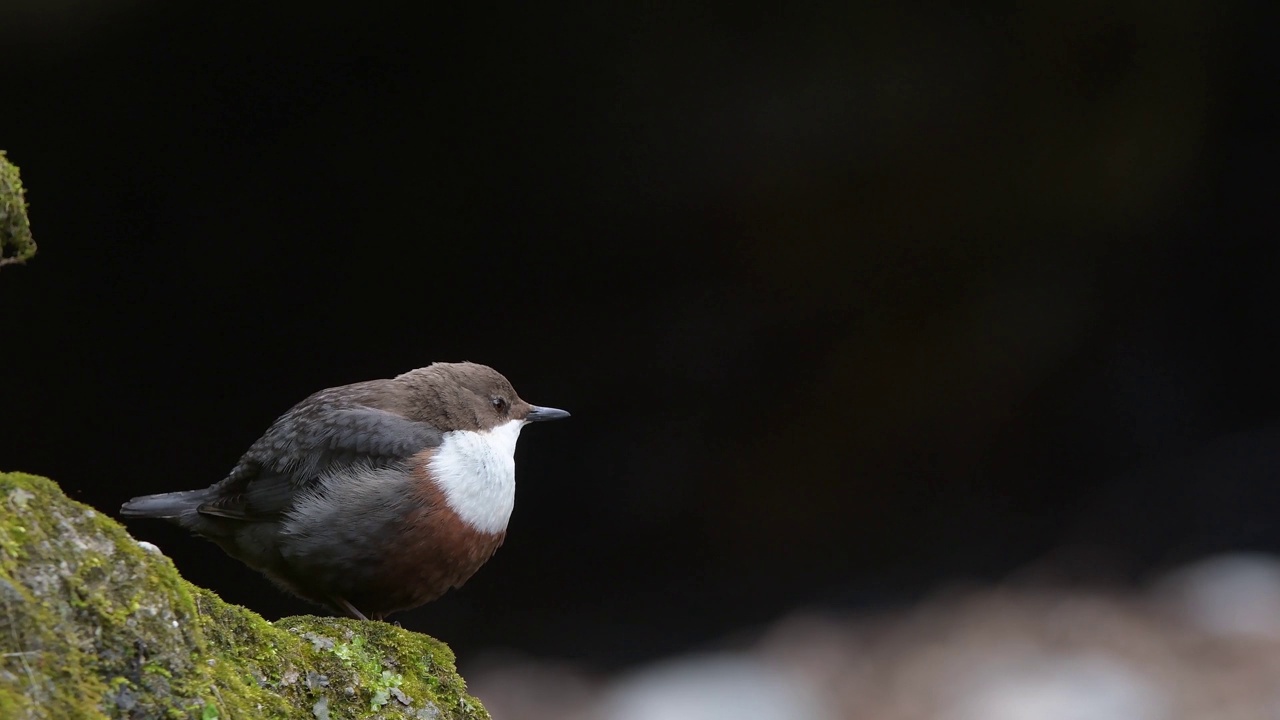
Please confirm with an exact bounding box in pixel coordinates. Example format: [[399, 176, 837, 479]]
[[198, 403, 443, 521]]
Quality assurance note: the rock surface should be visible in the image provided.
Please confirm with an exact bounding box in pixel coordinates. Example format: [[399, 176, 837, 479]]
[[0, 472, 490, 720], [0, 150, 36, 268]]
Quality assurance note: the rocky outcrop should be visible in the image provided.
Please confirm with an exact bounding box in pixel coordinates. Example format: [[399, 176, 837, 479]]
[[0, 151, 36, 268], [0, 472, 489, 719]]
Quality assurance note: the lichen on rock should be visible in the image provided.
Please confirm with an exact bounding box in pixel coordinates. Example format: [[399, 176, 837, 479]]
[[0, 151, 36, 268], [0, 472, 490, 720]]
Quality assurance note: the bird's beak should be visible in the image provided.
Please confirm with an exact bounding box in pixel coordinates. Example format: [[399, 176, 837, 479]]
[[525, 405, 571, 423]]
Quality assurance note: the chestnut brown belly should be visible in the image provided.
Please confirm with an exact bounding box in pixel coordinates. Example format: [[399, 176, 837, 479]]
[[345, 500, 506, 616]]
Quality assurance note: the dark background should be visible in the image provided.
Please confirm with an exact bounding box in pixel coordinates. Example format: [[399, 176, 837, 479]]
[[2, 0, 1277, 673]]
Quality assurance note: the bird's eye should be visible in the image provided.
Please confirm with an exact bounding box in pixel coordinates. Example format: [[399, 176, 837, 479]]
[[492, 396, 509, 413]]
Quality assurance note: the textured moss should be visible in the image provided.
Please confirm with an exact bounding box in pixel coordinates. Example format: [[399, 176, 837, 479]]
[[0, 151, 36, 267], [0, 472, 489, 720]]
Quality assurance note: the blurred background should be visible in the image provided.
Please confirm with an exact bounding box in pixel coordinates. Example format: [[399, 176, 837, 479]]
[[2, 0, 1278, 717]]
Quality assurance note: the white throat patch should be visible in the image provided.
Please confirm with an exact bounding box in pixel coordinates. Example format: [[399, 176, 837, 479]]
[[428, 419, 523, 534]]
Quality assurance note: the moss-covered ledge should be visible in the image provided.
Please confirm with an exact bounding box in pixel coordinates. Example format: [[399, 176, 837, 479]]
[[0, 472, 490, 720], [0, 151, 36, 268]]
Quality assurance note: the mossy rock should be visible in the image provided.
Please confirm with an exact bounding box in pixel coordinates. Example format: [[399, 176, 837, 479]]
[[0, 151, 36, 267], [0, 472, 490, 720]]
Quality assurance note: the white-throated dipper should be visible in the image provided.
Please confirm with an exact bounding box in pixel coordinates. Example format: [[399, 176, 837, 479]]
[[120, 361, 569, 621]]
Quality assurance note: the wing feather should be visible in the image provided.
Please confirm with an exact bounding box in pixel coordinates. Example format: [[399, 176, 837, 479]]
[[198, 403, 442, 521]]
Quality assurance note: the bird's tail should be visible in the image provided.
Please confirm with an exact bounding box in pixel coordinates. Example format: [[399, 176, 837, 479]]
[[120, 489, 211, 519]]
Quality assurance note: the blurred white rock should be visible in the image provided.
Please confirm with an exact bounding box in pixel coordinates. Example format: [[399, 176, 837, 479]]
[[595, 654, 835, 720], [1154, 553, 1280, 641], [948, 652, 1166, 720]]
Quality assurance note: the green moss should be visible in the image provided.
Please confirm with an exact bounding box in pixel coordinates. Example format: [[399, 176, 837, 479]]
[[0, 472, 490, 719], [0, 151, 36, 268]]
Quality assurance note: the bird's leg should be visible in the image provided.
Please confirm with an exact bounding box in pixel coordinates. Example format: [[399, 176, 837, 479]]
[[369, 611, 401, 627], [331, 596, 369, 621]]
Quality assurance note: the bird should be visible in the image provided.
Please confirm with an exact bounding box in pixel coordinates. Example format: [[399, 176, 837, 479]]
[[120, 361, 569, 622]]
